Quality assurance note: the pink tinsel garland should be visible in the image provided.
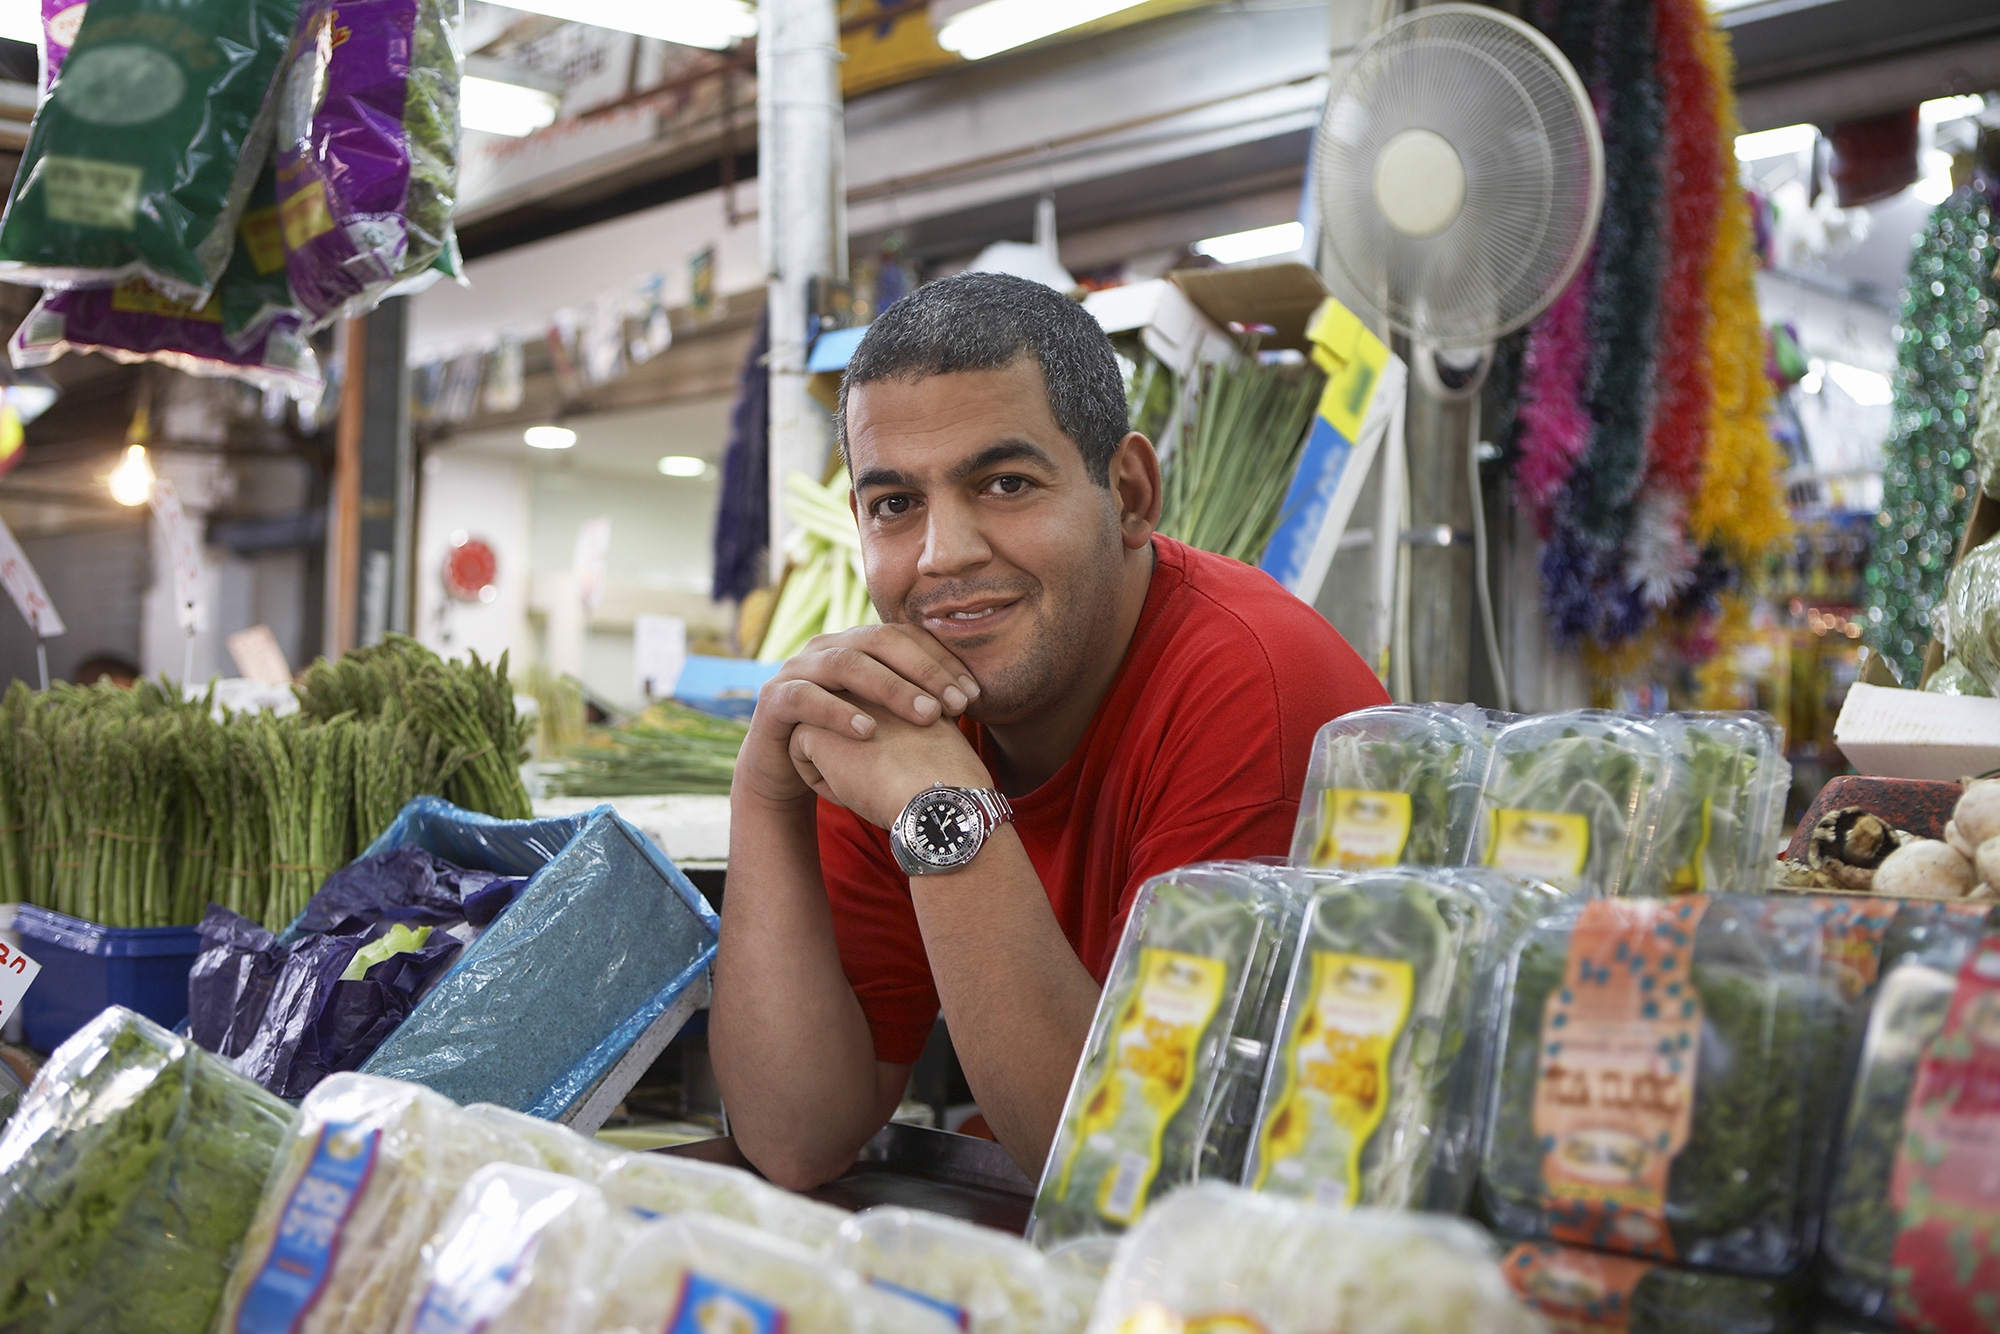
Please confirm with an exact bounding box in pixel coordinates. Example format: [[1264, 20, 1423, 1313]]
[[1511, 261, 1595, 537]]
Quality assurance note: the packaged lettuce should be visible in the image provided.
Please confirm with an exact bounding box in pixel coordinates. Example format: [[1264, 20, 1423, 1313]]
[[1499, 1241, 1797, 1333], [1645, 714, 1786, 896], [393, 1163, 624, 1334], [1030, 865, 1292, 1246], [0, 0, 302, 303], [1087, 1184, 1538, 1334], [0, 1007, 294, 1333], [276, 0, 463, 326], [594, 1149, 852, 1252], [1479, 895, 1842, 1275], [216, 1071, 549, 1334], [1245, 870, 1485, 1212], [1820, 912, 2000, 1324], [1290, 705, 1488, 869], [464, 1101, 616, 1179], [835, 1206, 1094, 1334], [1473, 711, 1677, 896]]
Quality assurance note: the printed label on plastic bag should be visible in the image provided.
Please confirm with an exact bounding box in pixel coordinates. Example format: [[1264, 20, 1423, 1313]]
[[1534, 898, 1707, 1259], [1666, 799, 1713, 893], [234, 1121, 381, 1331], [1809, 897, 1899, 1002], [1309, 789, 1412, 870], [1113, 1298, 1269, 1334], [1889, 937, 2000, 1331], [1486, 809, 1591, 889], [1255, 952, 1413, 1206], [1501, 1241, 1654, 1333], [408, 1234, 541, 1334], [872, 1279, 970, 1331], [40, 154, 140, 228], [1055, 947, 1227, 1225], [665, 1272, 785, 1334]]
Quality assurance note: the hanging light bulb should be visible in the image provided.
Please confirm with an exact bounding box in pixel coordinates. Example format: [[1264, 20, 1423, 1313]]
[[109, 444, 156, 506]]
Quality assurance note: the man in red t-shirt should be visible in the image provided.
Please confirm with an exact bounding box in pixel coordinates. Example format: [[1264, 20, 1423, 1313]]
[[711, 272, 1386, 1189]]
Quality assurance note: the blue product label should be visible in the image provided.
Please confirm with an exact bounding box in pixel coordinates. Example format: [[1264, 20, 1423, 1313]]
[[235, 1121, 381, 1333], [871, 1278, 971, 1331], [665, 1272, 787, 1334]]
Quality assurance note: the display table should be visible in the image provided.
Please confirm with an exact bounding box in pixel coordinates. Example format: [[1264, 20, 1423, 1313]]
[[533, 794, 731, 869]]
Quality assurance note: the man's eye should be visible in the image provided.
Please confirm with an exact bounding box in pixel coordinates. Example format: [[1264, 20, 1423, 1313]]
[[987, 475, 1030, 496], [871, 495, 913, 517]]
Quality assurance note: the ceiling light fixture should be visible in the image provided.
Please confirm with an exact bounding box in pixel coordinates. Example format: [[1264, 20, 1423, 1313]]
[[1734, 122, 1816, 161], [936, 0, 1147, 60], [462, 75, 561, 137], [498, 0, 755, 49], [657, 455, 708, 477], [1826, 360, 1893, 406], [1913, 148, 1956, 206], [525, 425, 577, 450], [109, 444, 156, 507], [0, 0, 37, 45], [1920, 94, 1986, 124], [1192, 221, 1306, 266]]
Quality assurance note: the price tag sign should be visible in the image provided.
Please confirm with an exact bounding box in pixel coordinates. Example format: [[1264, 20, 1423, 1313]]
[[148, 479, 203, 630], [0, 937, 41, 1033], [0, 511, 65, 637]]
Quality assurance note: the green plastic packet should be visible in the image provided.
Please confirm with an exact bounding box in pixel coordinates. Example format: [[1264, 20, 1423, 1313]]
[[0, 0, 304, 305]]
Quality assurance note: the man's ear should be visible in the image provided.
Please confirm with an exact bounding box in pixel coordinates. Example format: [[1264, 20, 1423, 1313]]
[[1107, 432, 1161, 549]]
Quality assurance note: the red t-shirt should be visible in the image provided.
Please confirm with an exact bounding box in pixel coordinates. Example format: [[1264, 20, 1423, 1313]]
[[816, 535, 1388, 1064]]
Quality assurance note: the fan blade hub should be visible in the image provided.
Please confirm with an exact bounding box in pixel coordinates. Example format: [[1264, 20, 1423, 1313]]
[[1373, 128, 1466, 239]]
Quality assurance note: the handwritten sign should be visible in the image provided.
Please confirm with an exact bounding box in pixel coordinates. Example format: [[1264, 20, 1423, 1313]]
[[0, 511, 65, 637], [0, 937, 41, 1034], [148, 479, 202, 630]]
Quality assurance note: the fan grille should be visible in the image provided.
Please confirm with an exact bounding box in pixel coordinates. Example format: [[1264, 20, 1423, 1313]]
[[1317, 3, 1603, 344]]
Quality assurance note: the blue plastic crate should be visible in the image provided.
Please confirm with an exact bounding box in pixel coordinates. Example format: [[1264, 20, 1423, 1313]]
[[12, 906, 204, 1052]]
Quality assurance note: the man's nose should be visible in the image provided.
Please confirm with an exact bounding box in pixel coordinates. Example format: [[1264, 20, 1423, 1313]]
[[917, 499, 993, 578]]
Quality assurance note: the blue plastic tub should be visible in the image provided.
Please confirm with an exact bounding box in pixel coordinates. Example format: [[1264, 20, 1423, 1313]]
[[12, 906, 204, 1053]]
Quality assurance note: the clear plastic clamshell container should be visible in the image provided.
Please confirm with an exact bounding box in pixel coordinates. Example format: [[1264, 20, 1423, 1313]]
[[1086, 1184, 1538, 1334], [1473, 710, 1677, 896], [1290, 704, 1489, 869], [1499, 1240, 1798, 1333], [1029, 864, 1293, 1246], [593, 1149, 851, 1253], [1243, 869, 1485, 1212], [1644, 713, 1787, 896], [835, 1206, 1094, 1334], [1478, 895, 1844, 1276]]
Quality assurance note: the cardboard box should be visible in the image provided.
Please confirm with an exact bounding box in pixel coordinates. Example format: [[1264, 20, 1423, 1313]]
[[1167, 261, 1331, 352], [1832, 681, 2000, 781]]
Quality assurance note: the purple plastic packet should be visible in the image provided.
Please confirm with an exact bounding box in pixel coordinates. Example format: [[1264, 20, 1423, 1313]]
[[296, 846, 525, 934], [11, 281, 322, 396], [40, 0, 86, 87], [290, 932, 461, 1086], [189, 904, 284, 1061]]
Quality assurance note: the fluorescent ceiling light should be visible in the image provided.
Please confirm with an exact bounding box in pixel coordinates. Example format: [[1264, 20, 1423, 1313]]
[[109, 445, 155, 507], [657, 455, 707, 477], [1192, 221, 1305, 266], [0, 0, 36, 45], [937, 0, 1147, 60], [525, 425, 577, 450], [1914, 148, 1955, 205], [499, 0, 755, 49], [1920, 94, 1986, 124], [1826, 360, 1892, 406], [1735, 123, 1815, 161], [463, 75, 560, 137]]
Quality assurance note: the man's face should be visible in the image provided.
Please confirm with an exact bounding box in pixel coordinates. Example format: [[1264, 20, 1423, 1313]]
[[845, 357, 1129, 725]]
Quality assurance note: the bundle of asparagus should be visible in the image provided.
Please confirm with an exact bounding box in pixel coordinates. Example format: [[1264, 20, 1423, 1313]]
[[548, 700, 748, 797], [1157, 357, 1325, 566]]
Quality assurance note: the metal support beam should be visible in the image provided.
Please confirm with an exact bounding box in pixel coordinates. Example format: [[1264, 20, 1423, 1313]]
[[325, 298, 415, 655]]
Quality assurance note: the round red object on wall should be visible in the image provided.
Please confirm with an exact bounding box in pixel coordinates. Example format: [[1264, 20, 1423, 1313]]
[[442, 536, 498, 603]]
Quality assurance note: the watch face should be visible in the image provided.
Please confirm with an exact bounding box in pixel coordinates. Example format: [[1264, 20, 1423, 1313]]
[[900, 789, 982, 868]]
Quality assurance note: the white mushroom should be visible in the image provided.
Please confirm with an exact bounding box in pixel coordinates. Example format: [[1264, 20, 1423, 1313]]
[[1955, 778, 2000, 849], [1948, 820, 1976, 861], [1980, 836, 2000, 895], [1874, 839, 1979, 899]]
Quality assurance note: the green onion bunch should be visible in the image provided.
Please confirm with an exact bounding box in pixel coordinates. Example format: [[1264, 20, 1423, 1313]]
[[548, 700, 748, 798], [1157, 357, 1325, 566]]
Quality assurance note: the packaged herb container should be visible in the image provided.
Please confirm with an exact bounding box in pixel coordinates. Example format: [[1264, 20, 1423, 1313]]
[[835, 1206, 1095, 1334], [0, 1007, 294, 1332], [1500, 1241, 1797, 1333], [1474, 711, 1677, 896], [1029, 865, 1293, 1246], [1479, 895, 1843, 1275], [1244, 870, 1485, 1212], [1821, 912, 1998, 1324], [1085, 1184, 1539, 1334], [1290, 705, 1488, 869], [1643, 714, 1786, 895]]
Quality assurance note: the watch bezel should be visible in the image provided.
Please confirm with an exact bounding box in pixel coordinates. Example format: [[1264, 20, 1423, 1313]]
[[894, 786, 986, 870]]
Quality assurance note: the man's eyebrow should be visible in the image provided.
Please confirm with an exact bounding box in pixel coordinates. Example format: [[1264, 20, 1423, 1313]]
[[853, 465, 918, 491], [947, 439, 1059, 483]]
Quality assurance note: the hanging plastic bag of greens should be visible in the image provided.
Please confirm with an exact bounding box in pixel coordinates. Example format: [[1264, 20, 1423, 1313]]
[[1935, 532, 2000, 695], [0, 0, 302, 304], [275, 0, 464, 327]]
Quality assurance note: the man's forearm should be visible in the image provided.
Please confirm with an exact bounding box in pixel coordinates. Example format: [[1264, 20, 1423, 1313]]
[[710, 792, 902, 1190], [908, 826, 1102, 1176]]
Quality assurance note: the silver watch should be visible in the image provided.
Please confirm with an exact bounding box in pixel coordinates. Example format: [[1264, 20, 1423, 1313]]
[[889, 782, 1014, 875]]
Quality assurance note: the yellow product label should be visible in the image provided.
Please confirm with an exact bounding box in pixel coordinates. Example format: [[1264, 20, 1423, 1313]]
[[1310, 788, 1412, 870], [279, 180, 334, 249], [1115, 1303, 1272, 1334], [41, 155, 142, 230], [1305, 296, 1391, 440], [1253, 952, 1412, 1207], [1669, 799, 1714, 894], [110, 279, 221, 323], [1485, 809, 1591, 890], [1059, 947, 1227, 1225], [238, 205, 286, 275]]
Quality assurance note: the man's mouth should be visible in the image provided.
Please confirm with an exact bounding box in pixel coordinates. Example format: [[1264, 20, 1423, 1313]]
[[915, 594, 1023, 634]]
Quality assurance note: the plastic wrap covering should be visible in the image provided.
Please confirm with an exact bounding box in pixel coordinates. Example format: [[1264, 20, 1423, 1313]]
[[0, 1056, 20, 1124], [1290, 705, 1489, 869], [1030, 864, 1294, 1247], [597, 1212, 955, 1334], [0, 1007, 293, 1333], [1499, 1241, 1797, 1333], [1244, 871, 1485, 1212], [1480, 895, 1844, 1275], [276, 0, 463, 326], [216, 1071, 550, 1333], [357, 803, 718, 1117], [1937, 532, 2000, 695], [835, 1206, 1094, 1334], [1473, 711, 1677, 896], [1924, 655, 1991, 695], [1086, 1184, 1538, 1334], [392, 1163, 625, 1334], [1647, 713, 1787, 895], [1976, 328, 2000, 500], [353, 795, 591, 881], [593, 1150, 851, 1252], [464, 1101, 618, 1178], [0, 0, 301, 303], [12, 281, 320, 397]]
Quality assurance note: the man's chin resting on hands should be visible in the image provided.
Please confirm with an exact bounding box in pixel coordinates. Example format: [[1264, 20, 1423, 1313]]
[[709, 271, 1388, 1192]]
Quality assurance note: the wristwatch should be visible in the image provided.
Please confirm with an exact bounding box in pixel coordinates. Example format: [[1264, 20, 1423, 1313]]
[[889, 782, 1015, 875]]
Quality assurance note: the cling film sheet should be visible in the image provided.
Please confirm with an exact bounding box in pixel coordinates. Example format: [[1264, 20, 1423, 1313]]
[[834, 1206, 1096, 1334], [1289, 704, 1488, 869]]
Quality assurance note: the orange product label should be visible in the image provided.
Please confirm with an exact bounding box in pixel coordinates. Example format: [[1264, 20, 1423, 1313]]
[[1502, 1242, 1656, 1334], [1533, 897, 1709, 1259], [279, 180, 334, 250]]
